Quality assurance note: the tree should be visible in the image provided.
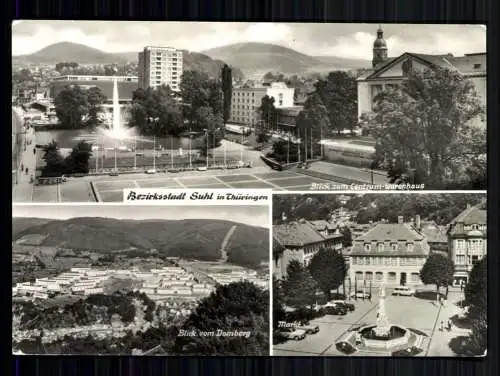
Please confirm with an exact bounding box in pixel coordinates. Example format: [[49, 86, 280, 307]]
[[180, 70, 223, 128], [308, 248, 347, 299], [173, 281, 269, 355], [128, 85, 183, 136], [368, 68, 485, 188], [314, 71, 358, 134], [41, 141, 66, 177], [464, 256, 487, 320], [281, 260, 319, 309], [419, 253, 455, 296], [54, 85, 89, 129], [296, 92, 331, 146], [86, 87, 107, 128], [221, 64, 233, 125], [340, 227, 353, 248], [65, 141, 93, 174], [258, 95, 277, 132]]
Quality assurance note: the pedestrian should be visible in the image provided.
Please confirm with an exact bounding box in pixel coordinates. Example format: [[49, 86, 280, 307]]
[[439, 321, 444, 331], [20, 163, 24, 171], [25, 168, 28, 175], [447, 320, 452, 331], [33, 147, 36, 155]]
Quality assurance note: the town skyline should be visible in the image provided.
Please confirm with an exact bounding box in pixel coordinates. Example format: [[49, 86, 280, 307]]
[[12, 21, 486, 60], [12, 205, 269, 228]]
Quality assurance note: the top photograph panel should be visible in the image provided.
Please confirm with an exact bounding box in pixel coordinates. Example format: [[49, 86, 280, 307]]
[[11, 22, 487, 202]]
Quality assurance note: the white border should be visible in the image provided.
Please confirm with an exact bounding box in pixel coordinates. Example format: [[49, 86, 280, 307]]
[[268, 198, 273, 356]]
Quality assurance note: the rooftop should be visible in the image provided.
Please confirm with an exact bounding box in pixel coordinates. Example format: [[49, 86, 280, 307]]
[[359, 52, 487, 80], [354, 223, 424, 242], [451, 204, 487, 226], [273, 220, 326, 247]]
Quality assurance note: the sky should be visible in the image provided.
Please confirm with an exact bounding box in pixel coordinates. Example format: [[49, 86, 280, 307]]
[[12, 21, 486, 59], [12, 205, 269, 228]]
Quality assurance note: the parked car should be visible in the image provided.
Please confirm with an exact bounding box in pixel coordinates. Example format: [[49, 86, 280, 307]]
[[324, 305, 347, 315], [109, 172, 119, 176], [278, 327, 306, 341], [297, 323, 320, 334], [145, 169, 157, 174], [197, 166, 208, 171], [332, 300, 355, 311], [350, 291, 370, 299], [392, 286, 416, 296]]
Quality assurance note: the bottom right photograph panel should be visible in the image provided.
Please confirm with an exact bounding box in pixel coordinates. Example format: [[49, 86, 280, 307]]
[[271, 192, 487, 357]]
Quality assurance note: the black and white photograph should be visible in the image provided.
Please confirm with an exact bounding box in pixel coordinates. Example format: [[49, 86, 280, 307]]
[[272, 193, 487, 357], [12, 204, 270, 355], [12, 22, 486, 202]]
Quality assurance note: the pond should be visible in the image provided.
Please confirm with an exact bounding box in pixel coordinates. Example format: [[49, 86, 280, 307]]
[[35, 129, 206, 151]]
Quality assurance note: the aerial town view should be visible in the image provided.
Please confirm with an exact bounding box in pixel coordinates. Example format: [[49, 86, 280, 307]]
[[12, 205, 270, 355], [272, 193, 487, 357], [12, 22, 486, 202]]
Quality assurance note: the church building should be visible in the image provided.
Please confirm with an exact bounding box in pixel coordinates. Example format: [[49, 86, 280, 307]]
[[356, 26, 487, 128]]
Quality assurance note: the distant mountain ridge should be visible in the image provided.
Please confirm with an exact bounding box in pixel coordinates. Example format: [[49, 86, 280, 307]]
[[12, 217, 268, 267], [12, 42, 244, 79], [201, 42, 370, 76]]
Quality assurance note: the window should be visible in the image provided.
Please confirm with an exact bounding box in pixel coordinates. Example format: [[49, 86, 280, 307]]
[[355, 271, 363, 280], [455, 255, 466, 265], [352, 257, 357, 265], [474, 63, 481, 69], [391, 258, 398, 266], [471, 255, 480, 265], [407, 243, 414, 252], [411, 273, 420, 282], [388, 272, 397, 281], [375, 272, 384, 281], [364, 243, 371, 252], [384, 258, 391, 266], [377, 243, 384, 252], [366, 257, 371, 265], [391, 243, 397, 251], [365, 272, 373, 281]]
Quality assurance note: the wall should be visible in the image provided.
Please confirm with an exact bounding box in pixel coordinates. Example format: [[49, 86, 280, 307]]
[[349, 256, 426, 286]]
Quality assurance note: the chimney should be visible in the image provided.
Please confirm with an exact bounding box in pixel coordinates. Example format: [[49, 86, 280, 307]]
[[414, 215, 421, 230], [397, 216, 404, 224]]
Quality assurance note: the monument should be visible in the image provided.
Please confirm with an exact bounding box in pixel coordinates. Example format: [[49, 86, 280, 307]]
[[335, 283, 427, 355]]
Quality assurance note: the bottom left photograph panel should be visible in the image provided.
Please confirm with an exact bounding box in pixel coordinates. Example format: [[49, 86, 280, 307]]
[[12, 204, 270, 356]]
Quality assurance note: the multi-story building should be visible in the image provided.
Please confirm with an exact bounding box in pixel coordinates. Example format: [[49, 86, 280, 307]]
[[348, 216, 430, 286], [357, 27, 487, 128], [447, 203, 487, 286], [230, 82, 294, 126], [273, 219, 343, 279], [138, 46, 183, 91]]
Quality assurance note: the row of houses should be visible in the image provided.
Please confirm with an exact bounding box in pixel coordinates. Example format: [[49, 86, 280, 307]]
[[272, 202, 487, 287]]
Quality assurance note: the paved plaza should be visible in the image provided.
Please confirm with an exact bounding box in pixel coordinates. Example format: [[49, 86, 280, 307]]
[[273, 290, 471, 357], [19, 166, 377, 203]]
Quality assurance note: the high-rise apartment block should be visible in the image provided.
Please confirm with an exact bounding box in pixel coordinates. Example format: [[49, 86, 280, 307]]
[[138, 46, 183, 91]]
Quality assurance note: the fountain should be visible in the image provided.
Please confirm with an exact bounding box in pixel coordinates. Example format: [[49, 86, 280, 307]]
[[96, 77, 139, 144], [335, 284, 428, 356]]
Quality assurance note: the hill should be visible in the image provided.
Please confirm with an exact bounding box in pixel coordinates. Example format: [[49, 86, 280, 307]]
[[12, 42, 244, 79], [202, 42, 369, 76], [12, 217, 55, 239], [12, 217, 268, 267]]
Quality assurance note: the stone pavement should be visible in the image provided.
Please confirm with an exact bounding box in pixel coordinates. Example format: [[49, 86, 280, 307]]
[[425, 292, 471, 356], [12, 118, 37, 203]]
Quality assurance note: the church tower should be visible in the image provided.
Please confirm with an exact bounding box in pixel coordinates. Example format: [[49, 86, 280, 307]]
[[372, 25, 388, 68]]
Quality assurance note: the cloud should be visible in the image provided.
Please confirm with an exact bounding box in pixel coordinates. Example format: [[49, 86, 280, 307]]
[[12, 21, 486, 60]]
